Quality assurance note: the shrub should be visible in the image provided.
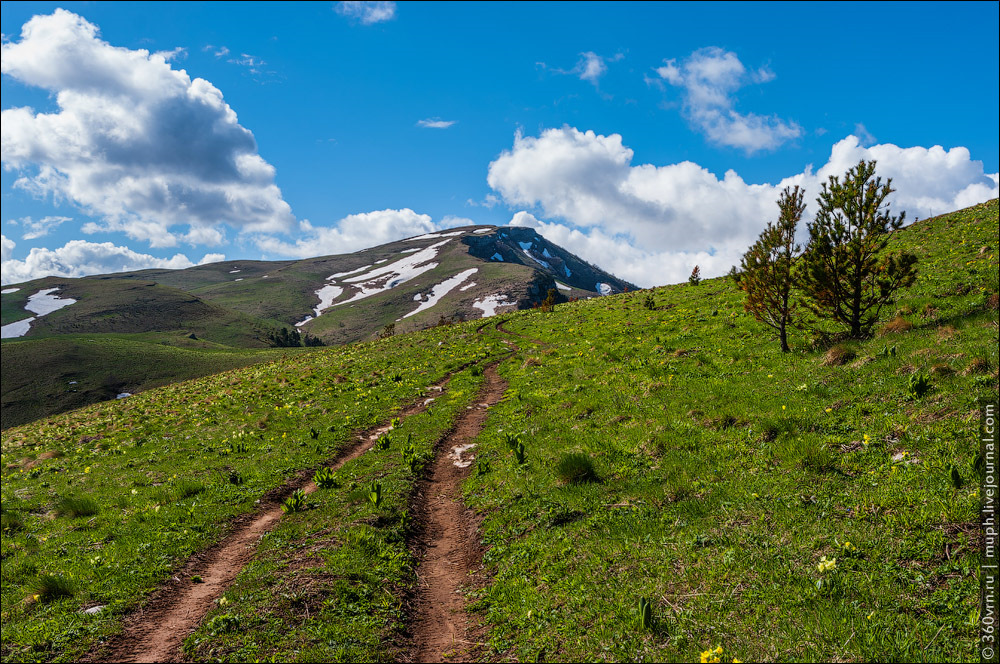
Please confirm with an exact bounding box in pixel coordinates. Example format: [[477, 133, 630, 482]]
[[56, 495, 99, 518], [555, 453, 600, 484]]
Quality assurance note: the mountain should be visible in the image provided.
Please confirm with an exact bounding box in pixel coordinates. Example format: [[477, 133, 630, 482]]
[[0, 225, 634, 427]]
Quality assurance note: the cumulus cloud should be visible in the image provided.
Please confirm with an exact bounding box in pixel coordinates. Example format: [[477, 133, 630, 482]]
[[655, 47, 801, 153], [254, 208, 437, 258], [489, 126, 999, 287], [0, 234, 221, 285], [9, 215, 72, 240], [417, 118, 457, 129], [336, 1, 396, 25], [1, 9, 295, 249]]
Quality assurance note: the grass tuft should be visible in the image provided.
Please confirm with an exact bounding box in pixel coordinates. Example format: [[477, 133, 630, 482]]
[[55, 494, 99, 518], [29, 574, 75, 602], [555, 452, 600, 484]]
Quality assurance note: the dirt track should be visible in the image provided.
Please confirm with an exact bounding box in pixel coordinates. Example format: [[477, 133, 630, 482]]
[[408, 363, 507, 662], [91, 378, 452, 664]]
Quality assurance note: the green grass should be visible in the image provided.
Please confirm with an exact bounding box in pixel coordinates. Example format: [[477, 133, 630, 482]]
[[0, 322, 507, 662], [181, 367, 485, 662], [0, 334, 292, 430], [0, 200, 996, 663], [459, 199, 997, 663]]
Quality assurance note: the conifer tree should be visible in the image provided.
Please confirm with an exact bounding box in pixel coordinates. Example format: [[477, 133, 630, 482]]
[[798, 160, 917, 338], [688, 265, 701, 286], [737, 185, 805, 352]]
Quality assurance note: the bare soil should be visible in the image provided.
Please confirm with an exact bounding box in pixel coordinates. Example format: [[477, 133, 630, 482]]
[[407, 363, 508, 663]]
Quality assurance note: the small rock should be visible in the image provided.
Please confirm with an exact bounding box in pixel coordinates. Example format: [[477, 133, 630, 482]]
[[81, 605, 106, 615]]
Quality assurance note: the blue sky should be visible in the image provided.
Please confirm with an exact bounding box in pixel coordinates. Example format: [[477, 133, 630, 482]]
[[2, 1, 998, 286]]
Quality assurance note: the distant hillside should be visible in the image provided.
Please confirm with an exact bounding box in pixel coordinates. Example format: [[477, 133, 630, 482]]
[[1, 225, 633, 428]]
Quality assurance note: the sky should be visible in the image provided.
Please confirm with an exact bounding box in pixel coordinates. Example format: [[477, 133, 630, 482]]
[[1, 1, 998, 287]]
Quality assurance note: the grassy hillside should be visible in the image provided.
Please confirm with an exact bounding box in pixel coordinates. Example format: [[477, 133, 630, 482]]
[[0, 335, 289, 430], [0, 200, 996, 663]]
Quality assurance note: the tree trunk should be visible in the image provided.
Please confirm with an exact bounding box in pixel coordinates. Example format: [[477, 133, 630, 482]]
[[779, 318, 789, 353]]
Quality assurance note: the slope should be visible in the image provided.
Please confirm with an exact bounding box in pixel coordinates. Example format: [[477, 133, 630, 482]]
[[1, 201, 993, 663]]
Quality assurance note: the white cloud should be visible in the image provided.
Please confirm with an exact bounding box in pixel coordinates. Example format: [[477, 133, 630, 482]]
[[417, 118, 457, 129], [489, 126, 999, 287], [542, 51, 623, 87], [8, 215, 72, 240], [336, 1, 396, 25], [154, 46, 187, 62], [1, 10, 295, 249], [853, 123, 877, 147], [655, 46, 801, 153], [254, 208, 437, 258], [577, 52, 609, 84], [1, 234, 14, 263], [0, 234, 217, 285], [198, 252, 226, 265]]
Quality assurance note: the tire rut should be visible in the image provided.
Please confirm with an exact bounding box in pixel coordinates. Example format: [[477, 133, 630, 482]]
[[407, 363, 508, 663], [89, 374, 455, 664]]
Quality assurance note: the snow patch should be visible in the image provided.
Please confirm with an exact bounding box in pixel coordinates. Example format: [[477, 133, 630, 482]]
[[400, 247, 421, 254], [333, 239, 451, 307], [401, 268, 478, 319], [229, 269, 241, 274], [1, 317, 35, 339], [25, 288, 77, 316], [1, 288, 77, 338], [542, 248, 552, 258], [234, 278, 243, 282], [1, 288, 19, 294], [459, 282, 477, 292], [518, 241, 533, 251], [596, 282, 613, 296], [564, 265, 572, 278], [375, 259, 388, 264], [472, 293, 515, 318], [473, 228, 493, 234], [404, 230, 465, 241], [328, 264, 372, 279], [116, 393, 132, 399], [262, 275, 270, 279], [491, 252, 504, 261], [555, 281, 571, 291], [448, 443, 477, 468]]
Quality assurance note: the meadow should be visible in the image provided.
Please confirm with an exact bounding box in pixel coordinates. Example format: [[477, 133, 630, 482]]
[[1, 200, 997, 662]]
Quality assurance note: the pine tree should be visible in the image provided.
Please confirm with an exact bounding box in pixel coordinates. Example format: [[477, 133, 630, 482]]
[[688, 265, 701, 286], [798, 160, 918, 338], [738, 185, 805, 352]]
